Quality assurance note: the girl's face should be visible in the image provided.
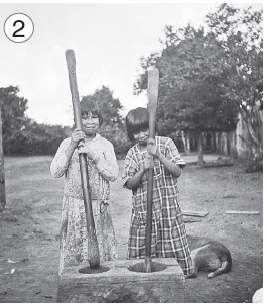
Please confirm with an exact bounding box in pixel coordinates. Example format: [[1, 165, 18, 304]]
[[133, 129, 149, 147], [82, 112, 100, 136]]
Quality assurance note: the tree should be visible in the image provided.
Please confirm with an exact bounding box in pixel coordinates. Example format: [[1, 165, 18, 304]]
[[18, 121, 72, 155], [205, 4, 263, 160], [134, 25, 239, 163], [82, 86, 131, 155], [83, 86, 123, 125], [0, 86, 29, 154], [0, 85, 130, 156], [0, 86, 72, 156], [133, 4, 262, 164], [159, 25, 239, 130], [0, 85, 28, 209]]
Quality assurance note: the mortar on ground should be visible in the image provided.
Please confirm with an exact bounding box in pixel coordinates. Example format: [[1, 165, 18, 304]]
[[57, 258, 185, 303]]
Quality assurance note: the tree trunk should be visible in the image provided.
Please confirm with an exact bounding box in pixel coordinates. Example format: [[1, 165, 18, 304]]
[[208, 131, 216, 152], [215, 132, 220, 154], [202, 132, 207, 151], [197, 131, 204, 165], [191, 134, 196, 151], [181, 130, 189, 154], [185, 130, 191, 153], [0, 107, 6, 211], [240, 108, 263, 159]]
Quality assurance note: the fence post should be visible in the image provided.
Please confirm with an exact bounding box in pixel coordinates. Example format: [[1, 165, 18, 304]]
[[0, 106, 6, 211]]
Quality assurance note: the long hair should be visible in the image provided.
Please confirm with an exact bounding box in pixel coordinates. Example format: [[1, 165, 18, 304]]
[[125, 107, 149, 142], [80, 96, 103, 126]]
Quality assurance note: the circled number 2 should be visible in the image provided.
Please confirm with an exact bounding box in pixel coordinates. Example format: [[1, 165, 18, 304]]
[[4, 13, 34, 43], [13, 20, 25, 37]]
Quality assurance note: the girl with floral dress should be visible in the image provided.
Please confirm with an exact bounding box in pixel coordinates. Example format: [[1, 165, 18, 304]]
[[50, 98, 118, 275], [122, 107, 193, 277]]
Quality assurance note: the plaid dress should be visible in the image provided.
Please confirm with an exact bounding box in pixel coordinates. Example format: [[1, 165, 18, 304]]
[[122, 136, 193, 275]]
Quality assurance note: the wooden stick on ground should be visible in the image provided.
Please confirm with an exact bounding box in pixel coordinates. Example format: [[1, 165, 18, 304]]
[[145, 66, 159, 273], [65, 49, 100, 269], [225, 211, 260, 215], [182, 210, 209, 217]]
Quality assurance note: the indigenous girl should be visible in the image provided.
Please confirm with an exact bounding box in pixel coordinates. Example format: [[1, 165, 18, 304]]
[[50, 97, 118, 275], [122, 107, 193, 277]]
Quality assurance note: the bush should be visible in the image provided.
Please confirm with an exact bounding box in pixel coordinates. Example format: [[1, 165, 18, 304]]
[[99, 123, 132, 155], [245, 155, 263, 173]]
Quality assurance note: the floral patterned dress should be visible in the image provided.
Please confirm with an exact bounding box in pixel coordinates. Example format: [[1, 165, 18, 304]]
[[50, 133, 119, 275]]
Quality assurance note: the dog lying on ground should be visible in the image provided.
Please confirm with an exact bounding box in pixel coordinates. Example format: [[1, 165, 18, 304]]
[[186, 234, 232, 279]]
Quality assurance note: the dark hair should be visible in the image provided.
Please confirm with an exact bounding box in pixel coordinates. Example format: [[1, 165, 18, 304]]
[[126, 107, 149, 142], [80, 96, 103, 126]]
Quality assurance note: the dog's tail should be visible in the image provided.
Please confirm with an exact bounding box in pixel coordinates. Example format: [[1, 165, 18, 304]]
[[207, 252, 232, 279]]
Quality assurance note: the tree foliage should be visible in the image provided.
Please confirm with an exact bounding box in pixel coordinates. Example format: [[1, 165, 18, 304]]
[[0, 85, 130, 156], [83, 86, 123, 125], [0, 86, 72, 155], [82, 86, 131, 155], [133, 4, 262, 159], [18, 121, 72, 155], [205, 4, 263, 157], [0, 85, 129, 156], [0, 86, 29, 153], [134, 25, 239, 136]]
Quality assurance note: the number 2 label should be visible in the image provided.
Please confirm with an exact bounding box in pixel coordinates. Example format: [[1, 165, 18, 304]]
[[4, 13, 34, 43], [13, 20, 25, 38]]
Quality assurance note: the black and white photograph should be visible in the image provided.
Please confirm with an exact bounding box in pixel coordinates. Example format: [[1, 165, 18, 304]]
[[0, 1, 263, 303]]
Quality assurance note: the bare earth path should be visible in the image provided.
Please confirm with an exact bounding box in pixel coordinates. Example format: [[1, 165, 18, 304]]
[[0, 155, 263, 303]]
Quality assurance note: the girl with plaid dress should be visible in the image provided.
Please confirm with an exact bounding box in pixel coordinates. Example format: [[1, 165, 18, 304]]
[[122, 107, 193, 277], [50, 98, 118, 275]]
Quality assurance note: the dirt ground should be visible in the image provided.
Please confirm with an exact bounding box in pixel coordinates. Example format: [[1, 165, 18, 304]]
[[0, 154, 263, 303]]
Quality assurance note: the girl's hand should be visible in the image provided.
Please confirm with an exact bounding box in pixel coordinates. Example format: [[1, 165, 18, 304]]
[[147, 138, 160, 159], [78, 143, 98, 162], [70, 128, 85, 148], [143, 156, 154, 170]]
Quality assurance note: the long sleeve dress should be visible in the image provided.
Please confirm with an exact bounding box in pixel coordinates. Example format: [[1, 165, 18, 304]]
[[50, 133, 119, 275], [122, 136, 193, 276]]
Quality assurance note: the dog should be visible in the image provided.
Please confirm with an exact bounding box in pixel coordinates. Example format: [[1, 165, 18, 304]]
[[185, 234, 232, 279]]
